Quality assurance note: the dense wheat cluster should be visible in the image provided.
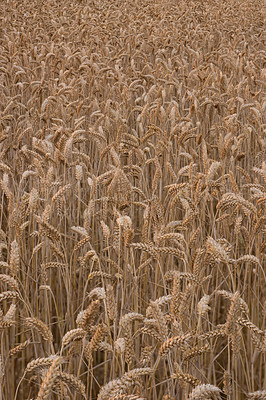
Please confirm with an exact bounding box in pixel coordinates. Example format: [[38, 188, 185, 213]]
[[0, 0, 265, 399]]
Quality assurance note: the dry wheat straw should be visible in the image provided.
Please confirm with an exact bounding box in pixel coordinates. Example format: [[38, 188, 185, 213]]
[[0, 0, 264, 398]]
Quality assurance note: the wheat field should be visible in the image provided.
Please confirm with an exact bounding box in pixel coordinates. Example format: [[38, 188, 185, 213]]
[[0, 0, 265, 399]]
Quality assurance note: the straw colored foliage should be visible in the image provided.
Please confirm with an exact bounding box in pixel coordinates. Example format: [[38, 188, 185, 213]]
[[0, 0, 264, 398]]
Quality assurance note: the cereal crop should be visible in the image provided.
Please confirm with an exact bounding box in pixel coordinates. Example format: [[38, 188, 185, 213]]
[[0, 0, 265, 399]]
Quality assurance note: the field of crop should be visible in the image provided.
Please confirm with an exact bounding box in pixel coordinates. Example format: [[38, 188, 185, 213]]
[[0, 0, 265, 399]]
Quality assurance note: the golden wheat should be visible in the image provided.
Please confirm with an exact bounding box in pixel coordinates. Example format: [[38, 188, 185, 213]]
[[0, 0, 264, 398]]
